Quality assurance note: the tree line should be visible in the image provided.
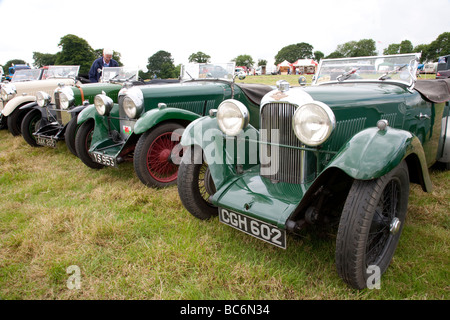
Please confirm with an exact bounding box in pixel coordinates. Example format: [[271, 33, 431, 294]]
[[2, 32, 449, 79]]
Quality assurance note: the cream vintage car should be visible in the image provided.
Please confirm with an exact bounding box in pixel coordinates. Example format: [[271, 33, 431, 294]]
[[0, 65, 80, 135]]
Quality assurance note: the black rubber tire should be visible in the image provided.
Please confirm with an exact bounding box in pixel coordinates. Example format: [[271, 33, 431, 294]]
[[177, 146, 218, 220], [133, 122, 184, 188], [65, 116, 80, 156], [21, 109, 42, 147], [335, 161, 410, 289], [7, 107, 28, 136], [74, 119, 104, 169], [0, 115, 7, 130]]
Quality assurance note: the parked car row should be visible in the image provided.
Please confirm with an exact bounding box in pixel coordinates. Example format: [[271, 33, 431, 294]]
[[1, 55, 449, 290]]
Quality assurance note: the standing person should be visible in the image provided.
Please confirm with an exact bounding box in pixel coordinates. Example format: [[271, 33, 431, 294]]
[[88, 48, 119, 83]]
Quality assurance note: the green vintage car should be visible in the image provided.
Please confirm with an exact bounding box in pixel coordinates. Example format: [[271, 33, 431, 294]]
[[74, 63, 273, 188], [177, 54, 450, 289], [20, 67, 139, 155]]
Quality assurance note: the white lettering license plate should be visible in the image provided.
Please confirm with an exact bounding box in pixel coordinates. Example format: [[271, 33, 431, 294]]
[[36, 136, 57, 148], [218, 208, 286, 249], [92, 152, 116, 167]]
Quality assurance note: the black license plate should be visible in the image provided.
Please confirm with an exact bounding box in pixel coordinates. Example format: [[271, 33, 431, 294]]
[[91, 152, 116, 167], [36, 136, 57, 148], [219, 208, 286, 249]]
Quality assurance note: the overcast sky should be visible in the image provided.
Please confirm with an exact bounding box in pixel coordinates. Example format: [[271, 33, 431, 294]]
[[1, 0, 449, 71]]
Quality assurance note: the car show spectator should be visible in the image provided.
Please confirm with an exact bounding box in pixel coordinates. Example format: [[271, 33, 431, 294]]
[[88, 48, 119, 83]]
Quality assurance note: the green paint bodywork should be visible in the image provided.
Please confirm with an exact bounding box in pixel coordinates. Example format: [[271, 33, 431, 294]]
[[134, 107, 201, 135], [79, 80, 266, 162], [71, 83, 123, 106], [181, 81, 449, 228]]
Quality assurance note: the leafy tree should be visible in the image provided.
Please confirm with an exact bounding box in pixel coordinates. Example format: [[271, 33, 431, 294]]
[[32, 52, 57, 68], [147, 50, 177, 79], [232, 54, 254, 69], [426, 32, 450, 62], [329, 39, 377, 58], [93, 49, 124, 66], [55, 34, 96, 74], [325, 51, 344, 59], [188, 51, 211, 63], [274, 42, 313, 65], [258, 59, 267, 66], [3, 59, 28, 73], [399, 40, 414, 53], [383, 43, 401, 55], [383, 40, 414, 55], [414, 44, 431, 63], [313, 51, 324, 62]]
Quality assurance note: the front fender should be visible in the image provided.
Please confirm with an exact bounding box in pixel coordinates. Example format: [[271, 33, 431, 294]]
[[328, 126, 432, 191], [134, 107, 201, 135], [68, 104, 88, 115], [19, 101, 38, 111], [181, 116, 259, 190], [2, 95, 36, 116], [77, 105, 96, 125]]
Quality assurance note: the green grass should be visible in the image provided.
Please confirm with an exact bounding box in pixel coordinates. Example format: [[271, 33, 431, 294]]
[[0, 77, 449, 300]]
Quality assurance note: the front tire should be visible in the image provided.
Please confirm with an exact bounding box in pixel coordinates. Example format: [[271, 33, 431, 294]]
[[134, 122, 184, 188], [21, 109, 42, 147], [74, 120, 104, 169], [7, 107, 28, 136], [0, 115, 7, 130], [65, 116, 80, 156], [177, 147, 217, 220], [335, 161, 410, 289]]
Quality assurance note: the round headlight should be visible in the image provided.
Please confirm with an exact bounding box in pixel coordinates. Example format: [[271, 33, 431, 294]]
[[293, 101, 335, 146], [59, 88, 75, 110], [94, 94, 114, 116], [122, 88, 143, 119], [36, 91, 51, 107], [217, 99, 249, 136], [1, 84, 16, 102], [0, 88, 8, 101]]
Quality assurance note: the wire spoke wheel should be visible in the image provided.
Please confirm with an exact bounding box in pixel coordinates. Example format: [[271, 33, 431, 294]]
[[134, 122, 184, 188], [177, 147, 218, 220], [336, 161, 409, 289], [366, 180, 400, 267], [146, 132, 180, 183]]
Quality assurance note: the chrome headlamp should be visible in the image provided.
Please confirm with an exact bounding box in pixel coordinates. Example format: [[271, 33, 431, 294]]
[[122, 87, 144, 119], [217, 99, 249, 136], [36, 91, 51, 107], [94, 94, 114, 116], [1, 84, 16, 102], [58, 86, 75, 110], [293, 101, 335, 146]]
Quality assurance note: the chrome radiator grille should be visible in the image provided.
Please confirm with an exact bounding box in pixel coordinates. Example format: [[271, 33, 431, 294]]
[[52, 92, 71, 125], [54, 91, 61, 110], [260, 103, 306, 184]]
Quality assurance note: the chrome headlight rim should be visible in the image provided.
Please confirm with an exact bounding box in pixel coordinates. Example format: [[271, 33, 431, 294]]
[[58, 87, 75, 110], [1, 84, 16, 102], [217, 99, 250, 136], [36, 91, 51, 107], [293, 101, 335, 147], [122, 89, 144, 119], [94, 94, 114, 116]]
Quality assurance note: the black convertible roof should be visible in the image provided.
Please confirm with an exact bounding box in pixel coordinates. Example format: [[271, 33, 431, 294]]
[[415, 78, 450, 103]]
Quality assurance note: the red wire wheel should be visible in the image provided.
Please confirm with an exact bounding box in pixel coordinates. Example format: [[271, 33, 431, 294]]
[[146, 131, 181, 183], [134, 122, 184, 188]]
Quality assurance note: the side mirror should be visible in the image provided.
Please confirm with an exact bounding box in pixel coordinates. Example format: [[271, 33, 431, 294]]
[[238, 74, 246, 80], [298, 76, 307, 86]]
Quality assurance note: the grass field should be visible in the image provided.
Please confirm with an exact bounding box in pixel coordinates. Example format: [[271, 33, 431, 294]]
[[0, 75, 449, 300]]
